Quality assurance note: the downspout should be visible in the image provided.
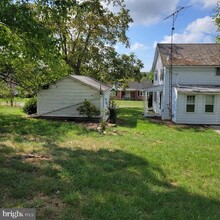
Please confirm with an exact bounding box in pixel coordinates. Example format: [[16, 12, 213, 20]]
[[100, 84, 106, 122]]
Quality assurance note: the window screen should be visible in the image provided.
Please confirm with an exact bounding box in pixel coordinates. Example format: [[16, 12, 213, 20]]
[[216, 68, 220, 76], [160, 69, 164, 81], [205, 95, 214, 113], [186, 95, 195, 112]]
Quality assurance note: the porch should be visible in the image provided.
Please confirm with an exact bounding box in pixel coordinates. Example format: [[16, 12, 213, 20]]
[[143, 85, 163, 118]]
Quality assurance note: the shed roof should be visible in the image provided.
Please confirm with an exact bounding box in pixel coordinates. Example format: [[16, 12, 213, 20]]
[[157, 43, 220, 67], [70, 75, 111, 92]]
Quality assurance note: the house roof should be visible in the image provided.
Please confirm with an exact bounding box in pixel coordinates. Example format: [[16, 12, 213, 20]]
[[146, 85, 163, 92], [128, 80, 153, 90], [157, 43, 220, 67], [70, 75, 111, 92], [113, 80, 152, 91]]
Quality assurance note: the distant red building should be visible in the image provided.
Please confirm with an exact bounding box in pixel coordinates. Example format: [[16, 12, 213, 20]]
[[111, 80, 153, 101]]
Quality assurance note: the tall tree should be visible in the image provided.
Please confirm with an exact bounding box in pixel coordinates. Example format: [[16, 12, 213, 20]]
[[0, 0, 143, 94], [37, 0, 133, 78], [0, 0, 68, 94]]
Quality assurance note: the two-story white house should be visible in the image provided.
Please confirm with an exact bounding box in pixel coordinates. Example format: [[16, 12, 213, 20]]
[[144, 43, 220, 124]]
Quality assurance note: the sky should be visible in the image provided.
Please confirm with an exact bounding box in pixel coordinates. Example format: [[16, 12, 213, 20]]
[[114, 0, 219, 71]]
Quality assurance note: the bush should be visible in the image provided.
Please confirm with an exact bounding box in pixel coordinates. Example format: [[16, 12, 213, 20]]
[[109, 100, 117, 123], [77, 100, 100, 120], [23, 97, 37, 115]]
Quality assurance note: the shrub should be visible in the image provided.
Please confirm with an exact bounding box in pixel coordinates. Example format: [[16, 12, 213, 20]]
[[108, 100, 117, 123], [77, 100, 100, 120], [23, 97, 37, 115]]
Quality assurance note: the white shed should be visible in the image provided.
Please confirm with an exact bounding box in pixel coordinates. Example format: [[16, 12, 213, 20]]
[[37, 75, 111, 121]]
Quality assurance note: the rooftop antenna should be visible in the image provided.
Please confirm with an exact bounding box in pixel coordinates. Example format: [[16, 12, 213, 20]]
[[164, 6, 190, 119]]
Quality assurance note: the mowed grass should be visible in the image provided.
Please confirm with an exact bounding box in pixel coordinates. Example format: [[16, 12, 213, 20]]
[[0, 103, 220, 220], [115, 100, 143, 108]]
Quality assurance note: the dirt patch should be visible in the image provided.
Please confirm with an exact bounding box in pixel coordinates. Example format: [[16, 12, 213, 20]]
[[27, 194, 66, 220], [9, 153, 52, 162], [80, 122, 99, 130], [209, 126, 220, 134]]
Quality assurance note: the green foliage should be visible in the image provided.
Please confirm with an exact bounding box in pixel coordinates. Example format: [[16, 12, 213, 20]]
[[108, 100, 117, 123], [0, 0, 142, 93], [146, 71, 154, 81], [23, 97, 37, 115], [0, 105, 220, 219], [0, 81, 10, 99], [38, 0, 137, 82], [0, 0, 68, 94], [77, 100, 100, 119], [99, 120, 108, 131], [96, 51, 144, 83]]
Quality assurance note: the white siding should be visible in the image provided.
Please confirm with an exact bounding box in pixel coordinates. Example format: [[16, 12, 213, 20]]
[[162, 68, 171, 119], [152, 54, 167, 116], [154, 54, 164, 86], [172, 87, 178, 122], [100, 90, 110, 121], [37, 77, 101, 118], [145, 58, 220, 123], [151, 53, 172, 119], [172, 66, 220, 85], [152, 92, 159, 113], [165, 66, 220, 121], [174, 93, 220, 124]]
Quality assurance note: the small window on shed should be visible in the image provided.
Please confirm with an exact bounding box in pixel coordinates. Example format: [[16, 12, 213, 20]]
[[216, 67, 220, 76], [111, 91, 117, 96]]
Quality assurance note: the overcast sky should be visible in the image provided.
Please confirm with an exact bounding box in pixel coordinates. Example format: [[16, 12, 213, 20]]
[[115, 0, 219, 71]]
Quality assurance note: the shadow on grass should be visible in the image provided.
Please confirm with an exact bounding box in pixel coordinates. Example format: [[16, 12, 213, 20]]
[[116, 108, 143, 128], [0, 143, 219, 220], [147, 117, 208, 132], [117, 107, 208, 133], [0, 113, 95, 142]]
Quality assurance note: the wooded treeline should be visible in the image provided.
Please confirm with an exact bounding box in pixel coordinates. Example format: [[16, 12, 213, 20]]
[[0, 0, 144, 95]]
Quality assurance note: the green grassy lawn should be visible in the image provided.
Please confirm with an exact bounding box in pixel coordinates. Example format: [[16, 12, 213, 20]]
[[115, 100, 143, 108], [0, 104, 220, 219], [0, 97, 29, 107]]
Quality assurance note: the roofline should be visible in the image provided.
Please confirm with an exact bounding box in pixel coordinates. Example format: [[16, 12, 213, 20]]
[[163, 65, 220, 68], [144, 85, 163, 92], [156, 43, 220, 68], [69, 75, 111, 93], [157, 43, 219, 45], [151, 45, 160, 72]]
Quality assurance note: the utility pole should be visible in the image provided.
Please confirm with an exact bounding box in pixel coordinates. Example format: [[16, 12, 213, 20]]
[[164, 6, 188, 118]]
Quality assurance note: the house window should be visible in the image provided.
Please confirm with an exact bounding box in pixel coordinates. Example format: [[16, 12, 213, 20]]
[[153, 92, 157, 102], [216, 67, 220, 76], [111, 91, 117, 96], [138, 91, 144, 96], [154, 70, 158, 81], [160, 69, 164, 81], [205, 95, 214, 113], [186, 95, 195, 112], [159, 92, 163, 109]]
